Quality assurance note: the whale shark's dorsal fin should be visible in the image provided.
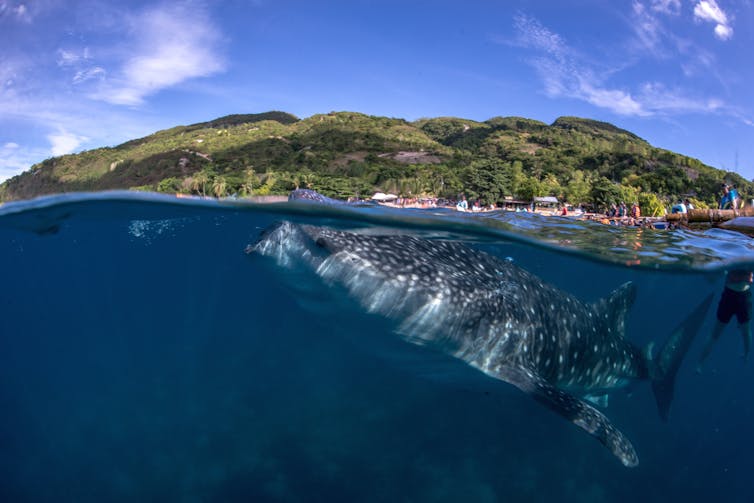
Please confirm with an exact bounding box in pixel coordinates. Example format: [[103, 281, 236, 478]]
[[595, 281, 637, 339], [497, 365, 639, 467]]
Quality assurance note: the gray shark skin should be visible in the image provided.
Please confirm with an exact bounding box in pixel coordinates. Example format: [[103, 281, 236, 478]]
[[248, 222, 712, 467]]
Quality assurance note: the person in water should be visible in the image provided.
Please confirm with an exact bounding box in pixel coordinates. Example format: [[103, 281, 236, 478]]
[[698, 269, 753, 368]]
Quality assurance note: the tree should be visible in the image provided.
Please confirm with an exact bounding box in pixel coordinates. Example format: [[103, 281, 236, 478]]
[[241, 167, 256, 196], [541, 173, 562, 198], [637, 193, 666, 217], [564, 170, 590, 204], [212, 175, 228, 198], [191, 171, 210, 196], [157, 177, 181, 193], [518, 176, 544, 201], [589, 176, 622, 211]]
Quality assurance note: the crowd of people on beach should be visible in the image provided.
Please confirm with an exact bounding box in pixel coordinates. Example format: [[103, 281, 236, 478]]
[[370, 182, 748, 231]]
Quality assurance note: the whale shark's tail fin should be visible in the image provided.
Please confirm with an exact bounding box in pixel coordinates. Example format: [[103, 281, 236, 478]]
[[650, 294, 713, 421]]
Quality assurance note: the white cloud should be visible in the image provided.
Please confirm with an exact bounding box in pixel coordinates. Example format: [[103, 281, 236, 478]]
[[510, 13, 740, 119], [513, 15, 649, 116], [93, 4, 225, 106], [0, 2, 31, 22], [73, 66, 106, 84], [693, 0, 733, 40], [56, 49, 81, 67], [513, 14, 566, 57], [0, 142, 45, 183], [0, 3, 226, 181], [637, 82, 723, 113], [47, 130, 88, 156], [631, 1, 667, 56], [579, 82, 647, 116], [714, 23, 733, 40], [651, 0, 681, 15]]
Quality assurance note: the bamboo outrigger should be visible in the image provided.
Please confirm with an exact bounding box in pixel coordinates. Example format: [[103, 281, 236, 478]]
[[666, 207, 754, 236], [665, 207, 754, 223]]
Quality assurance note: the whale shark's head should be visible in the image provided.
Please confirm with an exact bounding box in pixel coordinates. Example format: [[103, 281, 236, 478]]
[[246, 221, 328, 269]]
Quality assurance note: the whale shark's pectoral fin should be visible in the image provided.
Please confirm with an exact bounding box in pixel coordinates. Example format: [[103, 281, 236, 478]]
[[584, 393, 609, 408], [497, 365, 639, 467]]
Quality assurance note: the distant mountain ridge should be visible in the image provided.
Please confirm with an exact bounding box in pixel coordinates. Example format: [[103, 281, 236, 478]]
[[1, 110, 750, 213]]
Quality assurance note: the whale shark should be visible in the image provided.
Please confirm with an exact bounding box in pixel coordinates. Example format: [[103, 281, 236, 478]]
[[248, 221, 712, 467]]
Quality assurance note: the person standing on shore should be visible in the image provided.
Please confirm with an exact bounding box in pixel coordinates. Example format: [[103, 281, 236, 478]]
[[698, 269, 753, 369]]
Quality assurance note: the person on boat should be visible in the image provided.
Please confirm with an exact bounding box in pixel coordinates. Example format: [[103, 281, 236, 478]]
[[456, 195, 468, 212], [698, 269, 753, 368], [684, 199, 694, 211], [719, 184, 741, 210], [670, 199, 687, 214], [630, 202, 641, 219]]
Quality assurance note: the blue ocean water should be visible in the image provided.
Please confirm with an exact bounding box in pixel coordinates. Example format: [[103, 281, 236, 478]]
[[1, 192, 753, 502]]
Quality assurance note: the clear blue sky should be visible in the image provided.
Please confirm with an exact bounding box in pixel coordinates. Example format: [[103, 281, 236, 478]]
[[2, 0, 753, 182]]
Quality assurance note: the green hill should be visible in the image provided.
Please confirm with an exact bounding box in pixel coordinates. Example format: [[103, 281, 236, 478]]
[[1, 110, 750, 215]]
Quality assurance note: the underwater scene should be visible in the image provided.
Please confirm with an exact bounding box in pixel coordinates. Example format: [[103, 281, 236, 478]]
[[1, 191, 754, 502]]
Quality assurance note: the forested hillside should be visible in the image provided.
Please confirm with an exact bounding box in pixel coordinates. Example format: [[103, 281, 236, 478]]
[[2, 111, 750, 214]]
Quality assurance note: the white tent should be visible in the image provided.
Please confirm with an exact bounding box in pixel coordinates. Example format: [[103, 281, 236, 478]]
[[533, 196, 559, 204], [372, 192, 398, 201]]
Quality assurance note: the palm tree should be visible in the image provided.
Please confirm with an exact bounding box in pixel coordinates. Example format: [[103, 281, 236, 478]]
[[212, 175, 228, 198], [241, 167, 256, 197], [192, 171, 209, 196], [300, 170, 315, 189]]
